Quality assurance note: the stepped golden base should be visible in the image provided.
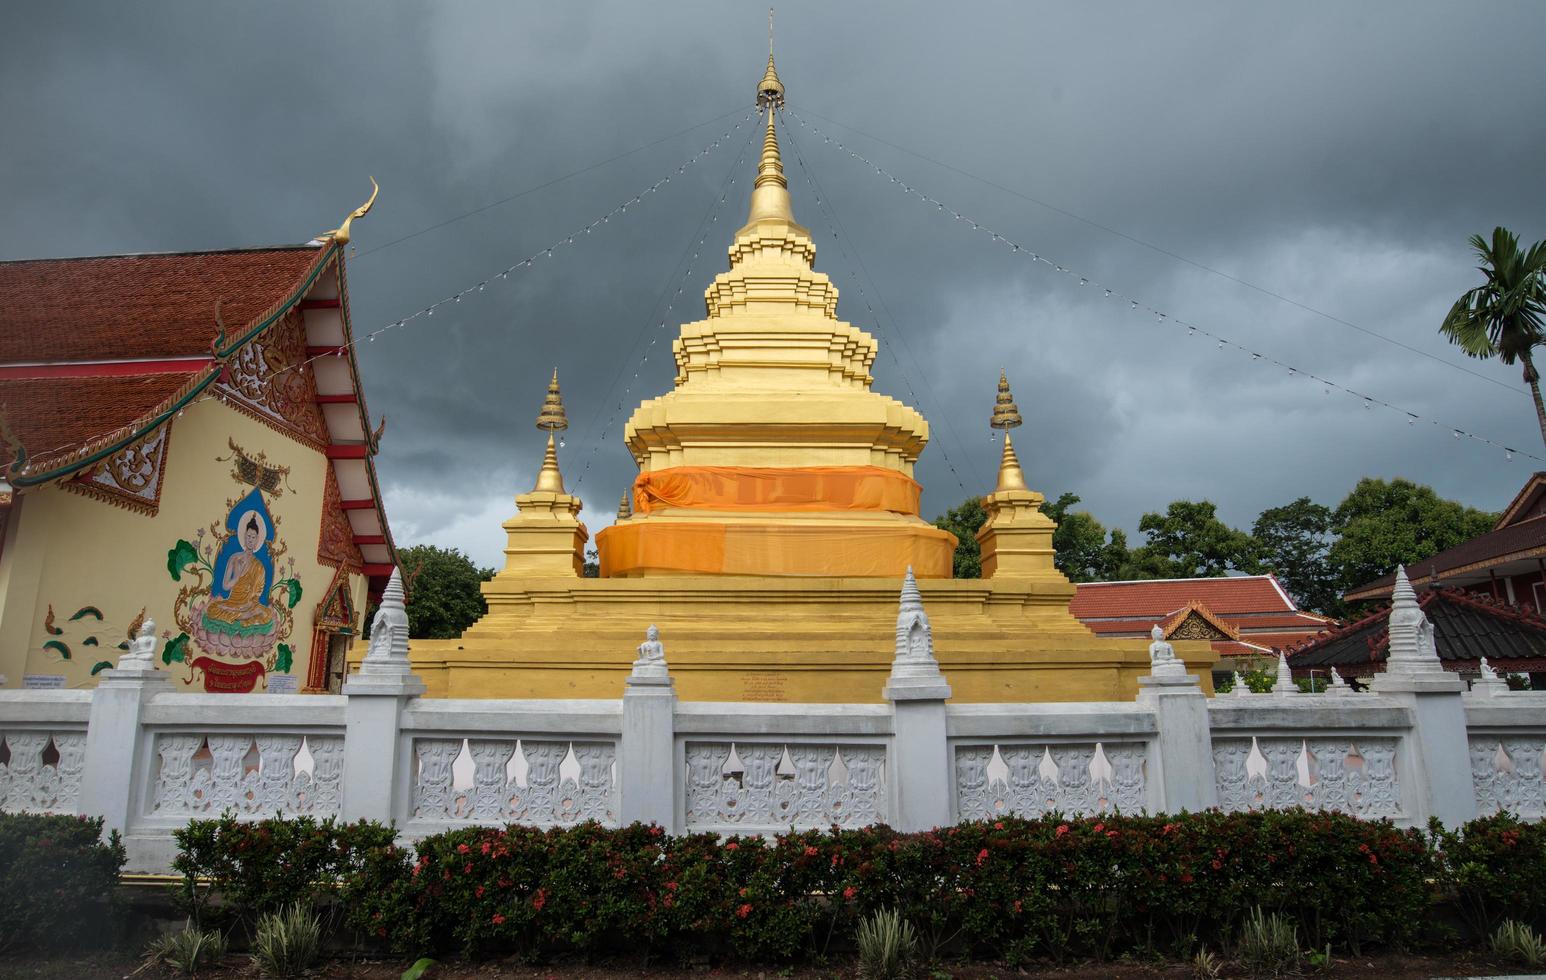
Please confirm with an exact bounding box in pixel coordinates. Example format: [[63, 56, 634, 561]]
[[356, 575, 1218, 702]]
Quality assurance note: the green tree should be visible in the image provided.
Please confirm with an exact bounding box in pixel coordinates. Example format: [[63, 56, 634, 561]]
[[933, 496, 987, 578], [1121, 500, 1258, 579], [1044, 492, 1130, 582], [1252, 497, 1339, 614], [1327, 477, 1497, 596], [396, 544, 494, 639], [1439, 227, 1546, 448]]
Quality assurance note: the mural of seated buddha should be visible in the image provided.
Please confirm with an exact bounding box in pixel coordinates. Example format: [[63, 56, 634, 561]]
[[202, 512, 275, 637]]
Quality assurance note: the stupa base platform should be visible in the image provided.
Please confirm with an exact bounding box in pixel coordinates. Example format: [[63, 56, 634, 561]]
[[362, 575, 1217, 702]]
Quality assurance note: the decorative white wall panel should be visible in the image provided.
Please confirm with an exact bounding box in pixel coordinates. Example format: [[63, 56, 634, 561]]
[[148, 733, 342, 818], [1213, 736, 1399, 819], [0, 730, 86, 814], [954, 741, 1147, 820], [684, 741, 886, 832], [1471, 736, 1546, 819], [412, 738, 617, 827]]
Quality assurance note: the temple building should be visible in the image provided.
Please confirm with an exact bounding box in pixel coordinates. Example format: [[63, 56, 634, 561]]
[[1069, 575, 1334, 683], [393, 56, 1217, 702], [1345, 472, 1546, 610], [0, 202, 395, 694]]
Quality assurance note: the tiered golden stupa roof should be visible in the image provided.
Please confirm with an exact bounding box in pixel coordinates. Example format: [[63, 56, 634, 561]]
[[601, 56, 954, 578]]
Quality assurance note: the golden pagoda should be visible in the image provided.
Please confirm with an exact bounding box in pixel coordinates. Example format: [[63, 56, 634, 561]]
[[395, 56, 1216, 702]]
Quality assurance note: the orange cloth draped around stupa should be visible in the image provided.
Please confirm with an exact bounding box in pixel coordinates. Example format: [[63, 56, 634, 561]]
[[598, 520, 956, 578], [632, 465, 921, 515]]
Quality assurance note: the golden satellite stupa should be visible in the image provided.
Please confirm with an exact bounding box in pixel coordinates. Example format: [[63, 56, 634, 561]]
[[395, 54, 1216, 702]]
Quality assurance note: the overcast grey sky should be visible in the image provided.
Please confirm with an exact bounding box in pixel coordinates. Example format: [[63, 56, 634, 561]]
[[5, 2, 1545, 569]]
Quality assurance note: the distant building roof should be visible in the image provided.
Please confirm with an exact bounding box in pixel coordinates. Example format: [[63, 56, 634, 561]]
[[1287, 587, 1546, 676], [1071, 574, 1333, 660]]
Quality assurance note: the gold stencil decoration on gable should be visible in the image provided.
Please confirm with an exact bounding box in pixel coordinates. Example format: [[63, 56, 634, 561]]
[[218, 439, 292, 497]]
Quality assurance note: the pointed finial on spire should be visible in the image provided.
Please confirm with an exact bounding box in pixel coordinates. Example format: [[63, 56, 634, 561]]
[[1393, 564, 1417, 605], [994, 434, 1028, 493], [745, 47, 794, 226], [758, 10, 783, 110], [616, 489, 632, 521], [535, 368, 568, 432], [990, 370, 1022, 430], [533, 433, 566, 494]]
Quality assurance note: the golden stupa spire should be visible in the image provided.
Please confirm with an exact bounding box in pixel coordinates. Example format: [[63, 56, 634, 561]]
[[990, 371, 1027, 492], [532, 369, 568, 493], [747, 46, 793, 224], [616, 490, 632, 521]]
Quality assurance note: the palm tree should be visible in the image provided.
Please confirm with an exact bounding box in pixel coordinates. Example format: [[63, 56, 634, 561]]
[[1440, 227, 1546, 448]]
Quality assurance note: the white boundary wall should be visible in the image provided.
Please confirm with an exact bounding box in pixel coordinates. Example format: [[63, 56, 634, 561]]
[[3, 570, 1545, 872]]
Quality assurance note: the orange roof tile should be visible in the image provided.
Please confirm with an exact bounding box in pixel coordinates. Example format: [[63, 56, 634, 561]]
[[0, 247, 323, 363]]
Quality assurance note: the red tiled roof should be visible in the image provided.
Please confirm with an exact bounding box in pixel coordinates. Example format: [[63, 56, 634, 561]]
[[0, 374, 195, 467], [1070, 575, 1297, 619], [0, 247, 323, 362], [1232, 611, 1336, 630]]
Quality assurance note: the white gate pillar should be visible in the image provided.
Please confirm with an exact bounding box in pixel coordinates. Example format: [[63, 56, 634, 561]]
[[341, 569, 424, 824], [1370, 566, 1476, 827], [620, 625, 677, 831], [1136, 625, 1217, 812], [80, 619, 172, 838], [884, 569, 953, 831]]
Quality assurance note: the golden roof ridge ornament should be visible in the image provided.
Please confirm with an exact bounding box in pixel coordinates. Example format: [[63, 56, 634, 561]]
[[319, 177, 379, 246]]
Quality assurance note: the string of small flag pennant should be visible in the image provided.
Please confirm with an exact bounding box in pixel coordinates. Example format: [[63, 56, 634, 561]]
[[785, 109, 1540, 465]]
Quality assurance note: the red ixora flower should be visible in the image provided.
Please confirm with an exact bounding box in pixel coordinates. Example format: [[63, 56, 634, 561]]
[[843, 886, 857, 900], [1055, 824, 1069, 837], [994, 821, 1004, 831], [456, 843, 471, 854], [481, 841, 491, 855], [1093, 823, 1105, 834], [491, 913, 505, 925], [804, 845, 819, 857], [737, 903, 752, 919], [532, 888, 548, 912], [650, 825, 664, 837], [976, 848, 989, 867], [725, 842, 739, 851]]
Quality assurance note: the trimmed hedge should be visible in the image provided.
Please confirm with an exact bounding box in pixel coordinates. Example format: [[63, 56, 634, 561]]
[[172, 812, 398, 929], [168, 809, 1546, 966], [0, 812, 125, 953], [331, 811, 1433, 963]]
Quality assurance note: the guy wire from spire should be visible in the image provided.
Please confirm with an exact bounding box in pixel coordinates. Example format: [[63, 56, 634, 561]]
[[354, 105, 751, 262], [786, 110, 1541, 467], [782, 110, 988, 493], [791, 106, 1525, 399], [572, 121, 761, 494]]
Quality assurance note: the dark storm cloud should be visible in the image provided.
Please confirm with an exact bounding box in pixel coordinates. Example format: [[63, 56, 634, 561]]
[[4, 1, 1545, 566]]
